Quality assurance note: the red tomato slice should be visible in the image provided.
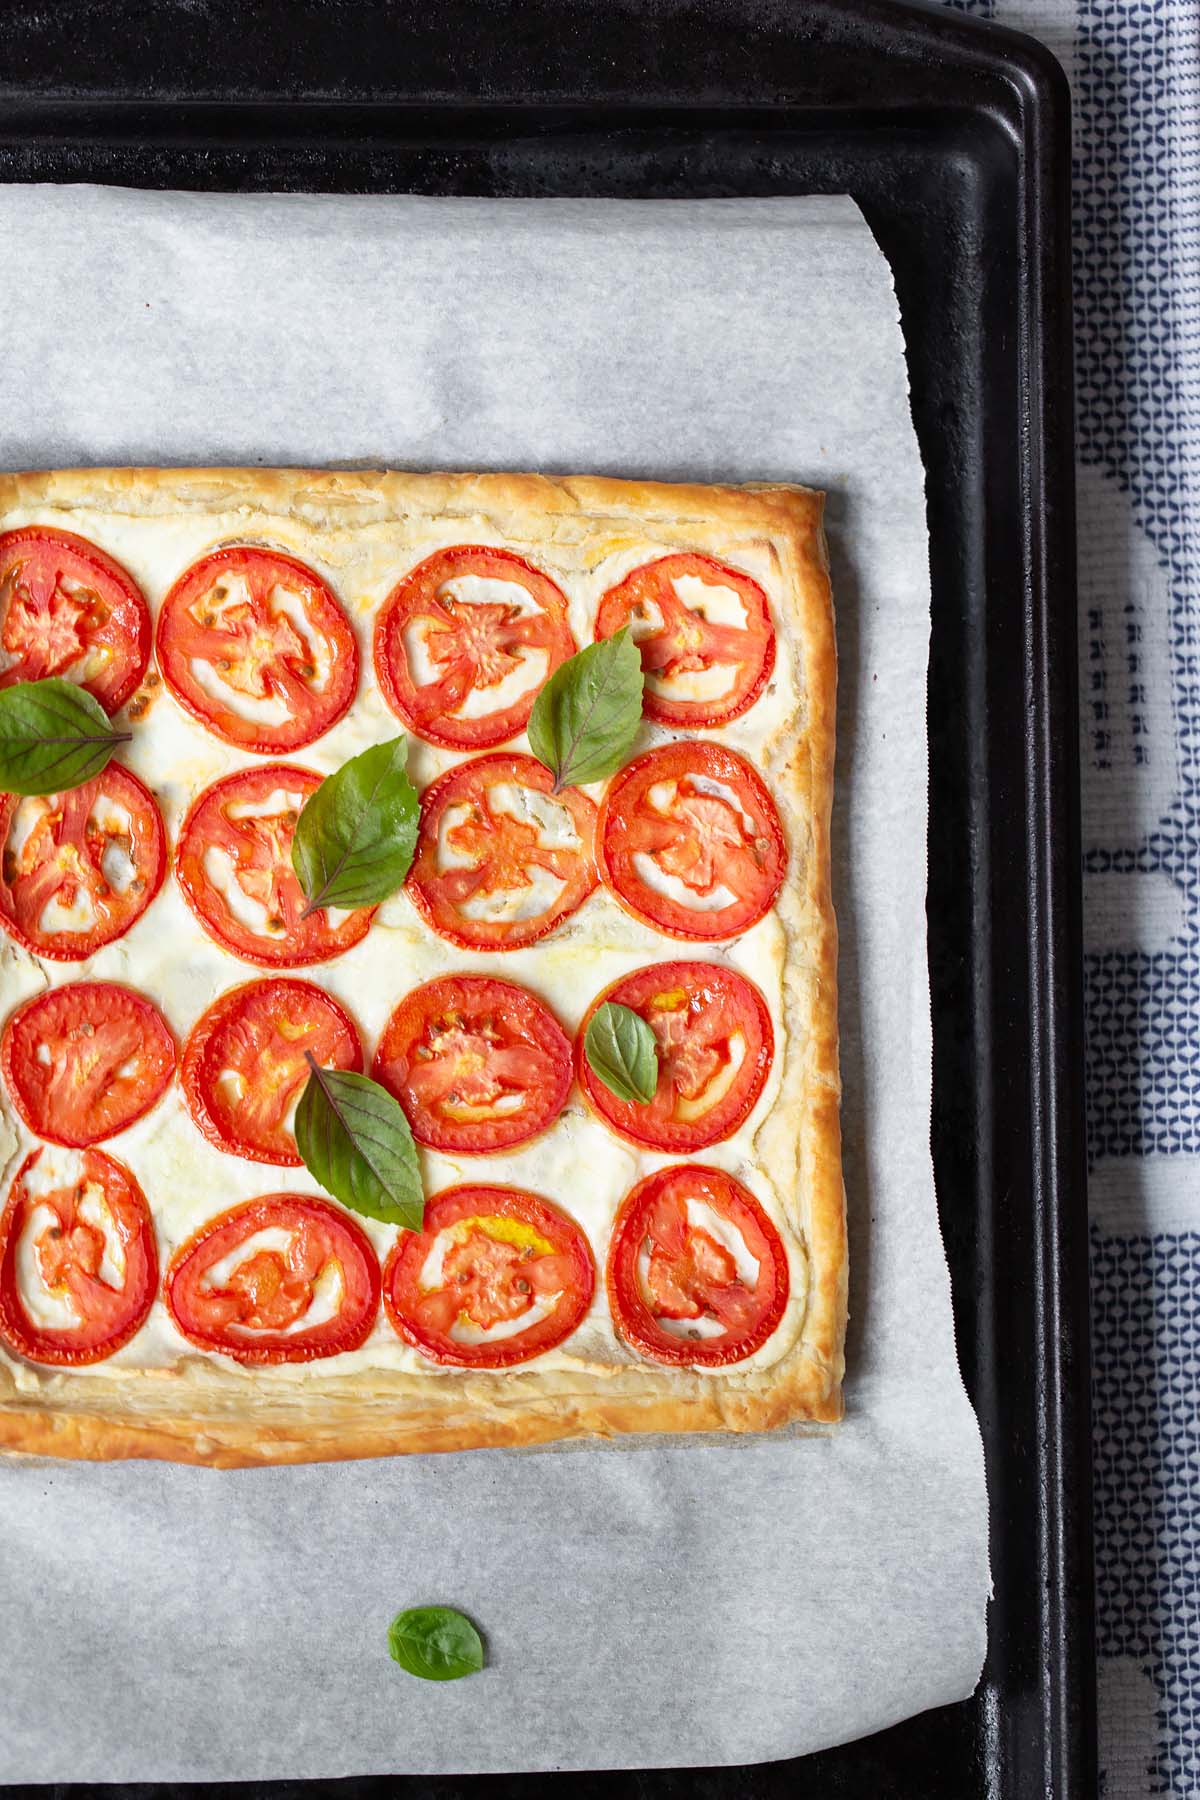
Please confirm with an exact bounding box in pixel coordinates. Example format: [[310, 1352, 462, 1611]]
[[383, 1184, 595, 1368], [373, 974, 571, 1155], [406, 753, 597, 951], [0, 527, 151, 714], [374, 545, 577, 749], [175, 763, 373, 967], [164, 1194, 380, 1365], [606, 1164, 788, 1367], [577, 961, 773, 1152], [2, 982, 174, 1148], [596, 741, 786, 940], [0, 764, 166, 961], [156, 546, 359, 753], [595, 553, 776, 727], [182, 977, 363, 1165], [0, 1145, 158, 1366]]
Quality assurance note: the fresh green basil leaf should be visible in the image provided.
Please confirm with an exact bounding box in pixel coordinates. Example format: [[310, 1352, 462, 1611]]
[[584, 1001, 659, 1105], [291, 737, 419, 917], [294, 1056, 424, 1230], [527, 626, 644, 790], [0, 678, 131, 796], [387, 1607, 484, 1683]]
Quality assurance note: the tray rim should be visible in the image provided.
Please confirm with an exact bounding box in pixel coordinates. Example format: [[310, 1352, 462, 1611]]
[[0, 1, 1093, 1795]]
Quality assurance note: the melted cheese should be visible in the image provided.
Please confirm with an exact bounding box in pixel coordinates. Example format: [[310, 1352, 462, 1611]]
[[0, 505, 808, 1390]]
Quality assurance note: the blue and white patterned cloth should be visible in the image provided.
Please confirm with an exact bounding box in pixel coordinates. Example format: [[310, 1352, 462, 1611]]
[[944, 2, 1199, 1792]]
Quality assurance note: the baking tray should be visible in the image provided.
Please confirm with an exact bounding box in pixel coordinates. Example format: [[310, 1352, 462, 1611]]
[[0, 0, 1092, 1794]]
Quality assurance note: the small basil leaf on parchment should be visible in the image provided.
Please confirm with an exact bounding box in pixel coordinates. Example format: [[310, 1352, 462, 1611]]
[[584, 1001, 659, 1105], [388, 1607, 485, 1683], [0, 678, 132, 796], [294, 1055, 424, 1230], [527, 626, 644, 790], [291, 737, 419, 917]]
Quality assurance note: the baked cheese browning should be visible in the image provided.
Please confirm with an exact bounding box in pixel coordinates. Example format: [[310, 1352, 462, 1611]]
[[0, 467, 844, 1463]]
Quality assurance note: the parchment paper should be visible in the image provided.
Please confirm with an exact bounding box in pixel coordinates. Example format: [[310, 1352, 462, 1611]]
[[0, 187, 988, 1778]]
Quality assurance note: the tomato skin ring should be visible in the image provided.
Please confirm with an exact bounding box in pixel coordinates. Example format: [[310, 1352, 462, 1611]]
[[1, 982, 175, 1148], [372, 974, 572, 1155], [0, 764, 167, 963], [164, 1194, 381, 1365], [575, 960, 774, 1153], [383, 1184, 595, 1369], [605, 1163, 789, 1368], [0, 525, 152, 714], [596, 740, 786, 941], [405, 752, 598, 952], [181, 977, 363, 1166], [156, 545, 359, 754], [594, 552, 776, 729], [0, 1146, 159, 1367], [374, 544, 577, 750]]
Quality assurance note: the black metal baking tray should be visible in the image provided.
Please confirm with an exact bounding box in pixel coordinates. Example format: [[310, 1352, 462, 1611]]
[[0, 0, 1092, 1795]]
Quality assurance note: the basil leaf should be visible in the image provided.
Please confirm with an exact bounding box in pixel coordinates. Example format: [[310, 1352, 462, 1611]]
[[0, 678, 131, 796], [388, 1607, 484, 1683], [294, 1056, 424, 1230], [527, 626, 644, 790], [584, 1001, 659, 1105], [291, 737, 419, 917]]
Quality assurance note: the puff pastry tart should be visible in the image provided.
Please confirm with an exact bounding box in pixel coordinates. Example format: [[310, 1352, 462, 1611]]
[[0, 468, 844, 1465]]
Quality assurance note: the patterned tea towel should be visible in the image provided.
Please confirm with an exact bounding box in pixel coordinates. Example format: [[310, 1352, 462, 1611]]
[[942, 2, 1199, 1794]]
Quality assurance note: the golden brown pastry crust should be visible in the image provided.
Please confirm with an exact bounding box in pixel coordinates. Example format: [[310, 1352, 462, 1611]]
[[0, 466, 845, 1465]]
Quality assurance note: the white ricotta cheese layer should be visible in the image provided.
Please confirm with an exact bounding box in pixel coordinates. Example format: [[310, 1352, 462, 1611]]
[[0, 502, 807, 1389]]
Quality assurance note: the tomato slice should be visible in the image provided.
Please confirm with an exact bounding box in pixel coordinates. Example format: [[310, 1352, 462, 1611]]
[[0, 764, 166, 962], [182, 977, 363, 1165], [175, 763, 373, 967], [595, 553, 776, 727], [0, 527, 151, 714], [406, 753, 597, 951], [606, 1164, 788, 1367], [2, 982, 174, 1148], [596, 741, 786, 940], [156, 546, 359, 753], [383, 1184, 595, 1368], [374, 545, 577, 749], [0, 1145, 158, 1366], [577, 961, 773, 1152], [373, 975, 571, 1155], [164, 1194, 380, 1364]]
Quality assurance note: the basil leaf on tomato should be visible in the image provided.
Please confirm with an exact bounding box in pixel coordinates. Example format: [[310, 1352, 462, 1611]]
[[291, 737, 418, 916], [584, 1001, 658, 1105], [527, 626, 643, 790], [387, 1606, 484, 1682], [294, 1057, 424, 1230], [0, 678, 131, 796]]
